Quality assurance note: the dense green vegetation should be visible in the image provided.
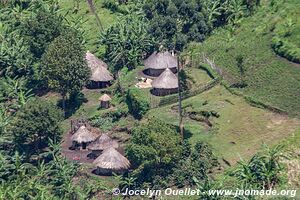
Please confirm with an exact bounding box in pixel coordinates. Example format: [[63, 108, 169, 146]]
[[42, 29, 90, 113], [0, 0, 299, 199], [188, 0, 300, 117]]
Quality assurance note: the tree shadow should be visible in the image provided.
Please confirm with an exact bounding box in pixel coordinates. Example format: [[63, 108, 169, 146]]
[[57, 92, 88, 118]]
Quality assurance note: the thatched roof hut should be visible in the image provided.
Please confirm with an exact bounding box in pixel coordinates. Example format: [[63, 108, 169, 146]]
[[93, 147, 130, 175], [99, 94, 112, 109], [86, 51, 113, 88], [88, 133, 119, 151], [86, 51, 108, 70], [151, 68, 178, 96], [99, 94, 111, 102], [143, 51, 178, 77], [71, 126, 98, 149]]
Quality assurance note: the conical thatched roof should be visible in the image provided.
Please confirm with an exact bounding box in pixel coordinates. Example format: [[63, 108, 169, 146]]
[[151, 68, 178, 89], [88, 133, 119, 151], [71, 126, 98, 143], [93, 147, 130, 170], [86, 51, 108, 70], [99, 94, 111, 102], [86, 51, 113, 82], [144, 51, 178, 70], [90, 65, 114, 82]]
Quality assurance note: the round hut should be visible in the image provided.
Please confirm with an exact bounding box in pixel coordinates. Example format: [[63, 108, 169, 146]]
[[143, 51, 178, 77], [151, 68, 178, 96], [71, 126, 98, 150], [99, 94, 111, 109], [93, 147, 130, 175], [88, 133, 119, 158], [86, 51, 114, 88]]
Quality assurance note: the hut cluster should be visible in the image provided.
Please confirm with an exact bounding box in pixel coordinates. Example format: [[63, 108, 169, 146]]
[[143, 51, 179, 96], [70, 123, 130, 175], [85, 50, 179, 97]]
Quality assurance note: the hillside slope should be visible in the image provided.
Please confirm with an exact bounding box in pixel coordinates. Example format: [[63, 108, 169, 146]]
[[188, 0, 300, 117]]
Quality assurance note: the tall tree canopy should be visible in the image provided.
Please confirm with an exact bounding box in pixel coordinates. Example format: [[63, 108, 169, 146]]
[[100, 14, 154, 72], [143, 0, 210, 51], [126, 118, 182, 187], [41, 29, 90, 111], [21, 9, 63, 59], [11, 98, 63, 157]]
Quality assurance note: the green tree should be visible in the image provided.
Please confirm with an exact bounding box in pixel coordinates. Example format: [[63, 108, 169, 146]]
[[41, 29, 90, 113], [21, 9, 63, 59], [11, 99, 63, 157], [125, 118, 182, 187], [144, 0, 211, 50], [101, 14, 154, 73]]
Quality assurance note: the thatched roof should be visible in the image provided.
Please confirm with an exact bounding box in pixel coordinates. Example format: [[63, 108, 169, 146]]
[[90, 65, 114, 82], [99, 94, 111, 102], [151, 68, 178, 89], [71, 126, 98, 143], [86, 51, 108, 70], [86, 51, 113, 82], [144, 51, 178, 70], [93, 147, 130, 170], [88, 133, 119, 151]]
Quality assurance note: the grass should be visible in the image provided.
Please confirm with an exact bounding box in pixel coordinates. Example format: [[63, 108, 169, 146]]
[[58, 0, 118, 54], [187, 0, 300, 117], [148, 84, 300, 165]]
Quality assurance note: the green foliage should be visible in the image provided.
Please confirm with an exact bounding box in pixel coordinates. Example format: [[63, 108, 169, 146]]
[[41, 28, 90, 104], [125, 118, 182, 187], [126, 87, 150, 119], [103, 0, 119, 12], [231, 144, 286, 190], [173, 141, 219, 187], [0, 31, 33, 78], [21, 9, 63, 59], [0, 76, 33, 111], [89, 116, 114, 132], [100, 14, 154, 72], [272, 36, 300, 63], [0, 140, 104, 199], [11, 99, 63, 157], [189, 0, 300, 116], [144, 0, 210, 51]]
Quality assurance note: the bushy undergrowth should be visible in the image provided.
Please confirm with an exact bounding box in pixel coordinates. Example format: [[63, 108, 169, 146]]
[[126, 88, 150, 120]]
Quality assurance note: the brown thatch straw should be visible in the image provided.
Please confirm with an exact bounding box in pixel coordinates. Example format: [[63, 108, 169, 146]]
[[86, 51, 108, 70], [93, 147, 130, 170], [151, 68, 178, 89], [144, 51, 178, 70], [99, 94, 112, 102], [86, 51, 113, 82], [71, 126, 98, 143], [88, 133, 119, 151]]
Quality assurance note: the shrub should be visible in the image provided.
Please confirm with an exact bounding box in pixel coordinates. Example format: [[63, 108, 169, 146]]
[[126, 88, 150, 119], [102, 0, 119, 12], [271, 36, 300, 63]]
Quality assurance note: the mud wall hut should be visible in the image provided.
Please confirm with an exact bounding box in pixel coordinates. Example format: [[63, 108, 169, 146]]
[[151, 68, 178, 96], [86, 51, 114, 88]]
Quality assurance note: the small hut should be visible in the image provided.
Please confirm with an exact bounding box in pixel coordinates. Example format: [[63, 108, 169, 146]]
[[143, 51, 178, 77], [88, 133, 119, 158], [151, 68, 178, 96], [71, 126, 98, 150], [99, 94, 111, 109], [86, 51, 114, 88], [93, 147, 130, 175]]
